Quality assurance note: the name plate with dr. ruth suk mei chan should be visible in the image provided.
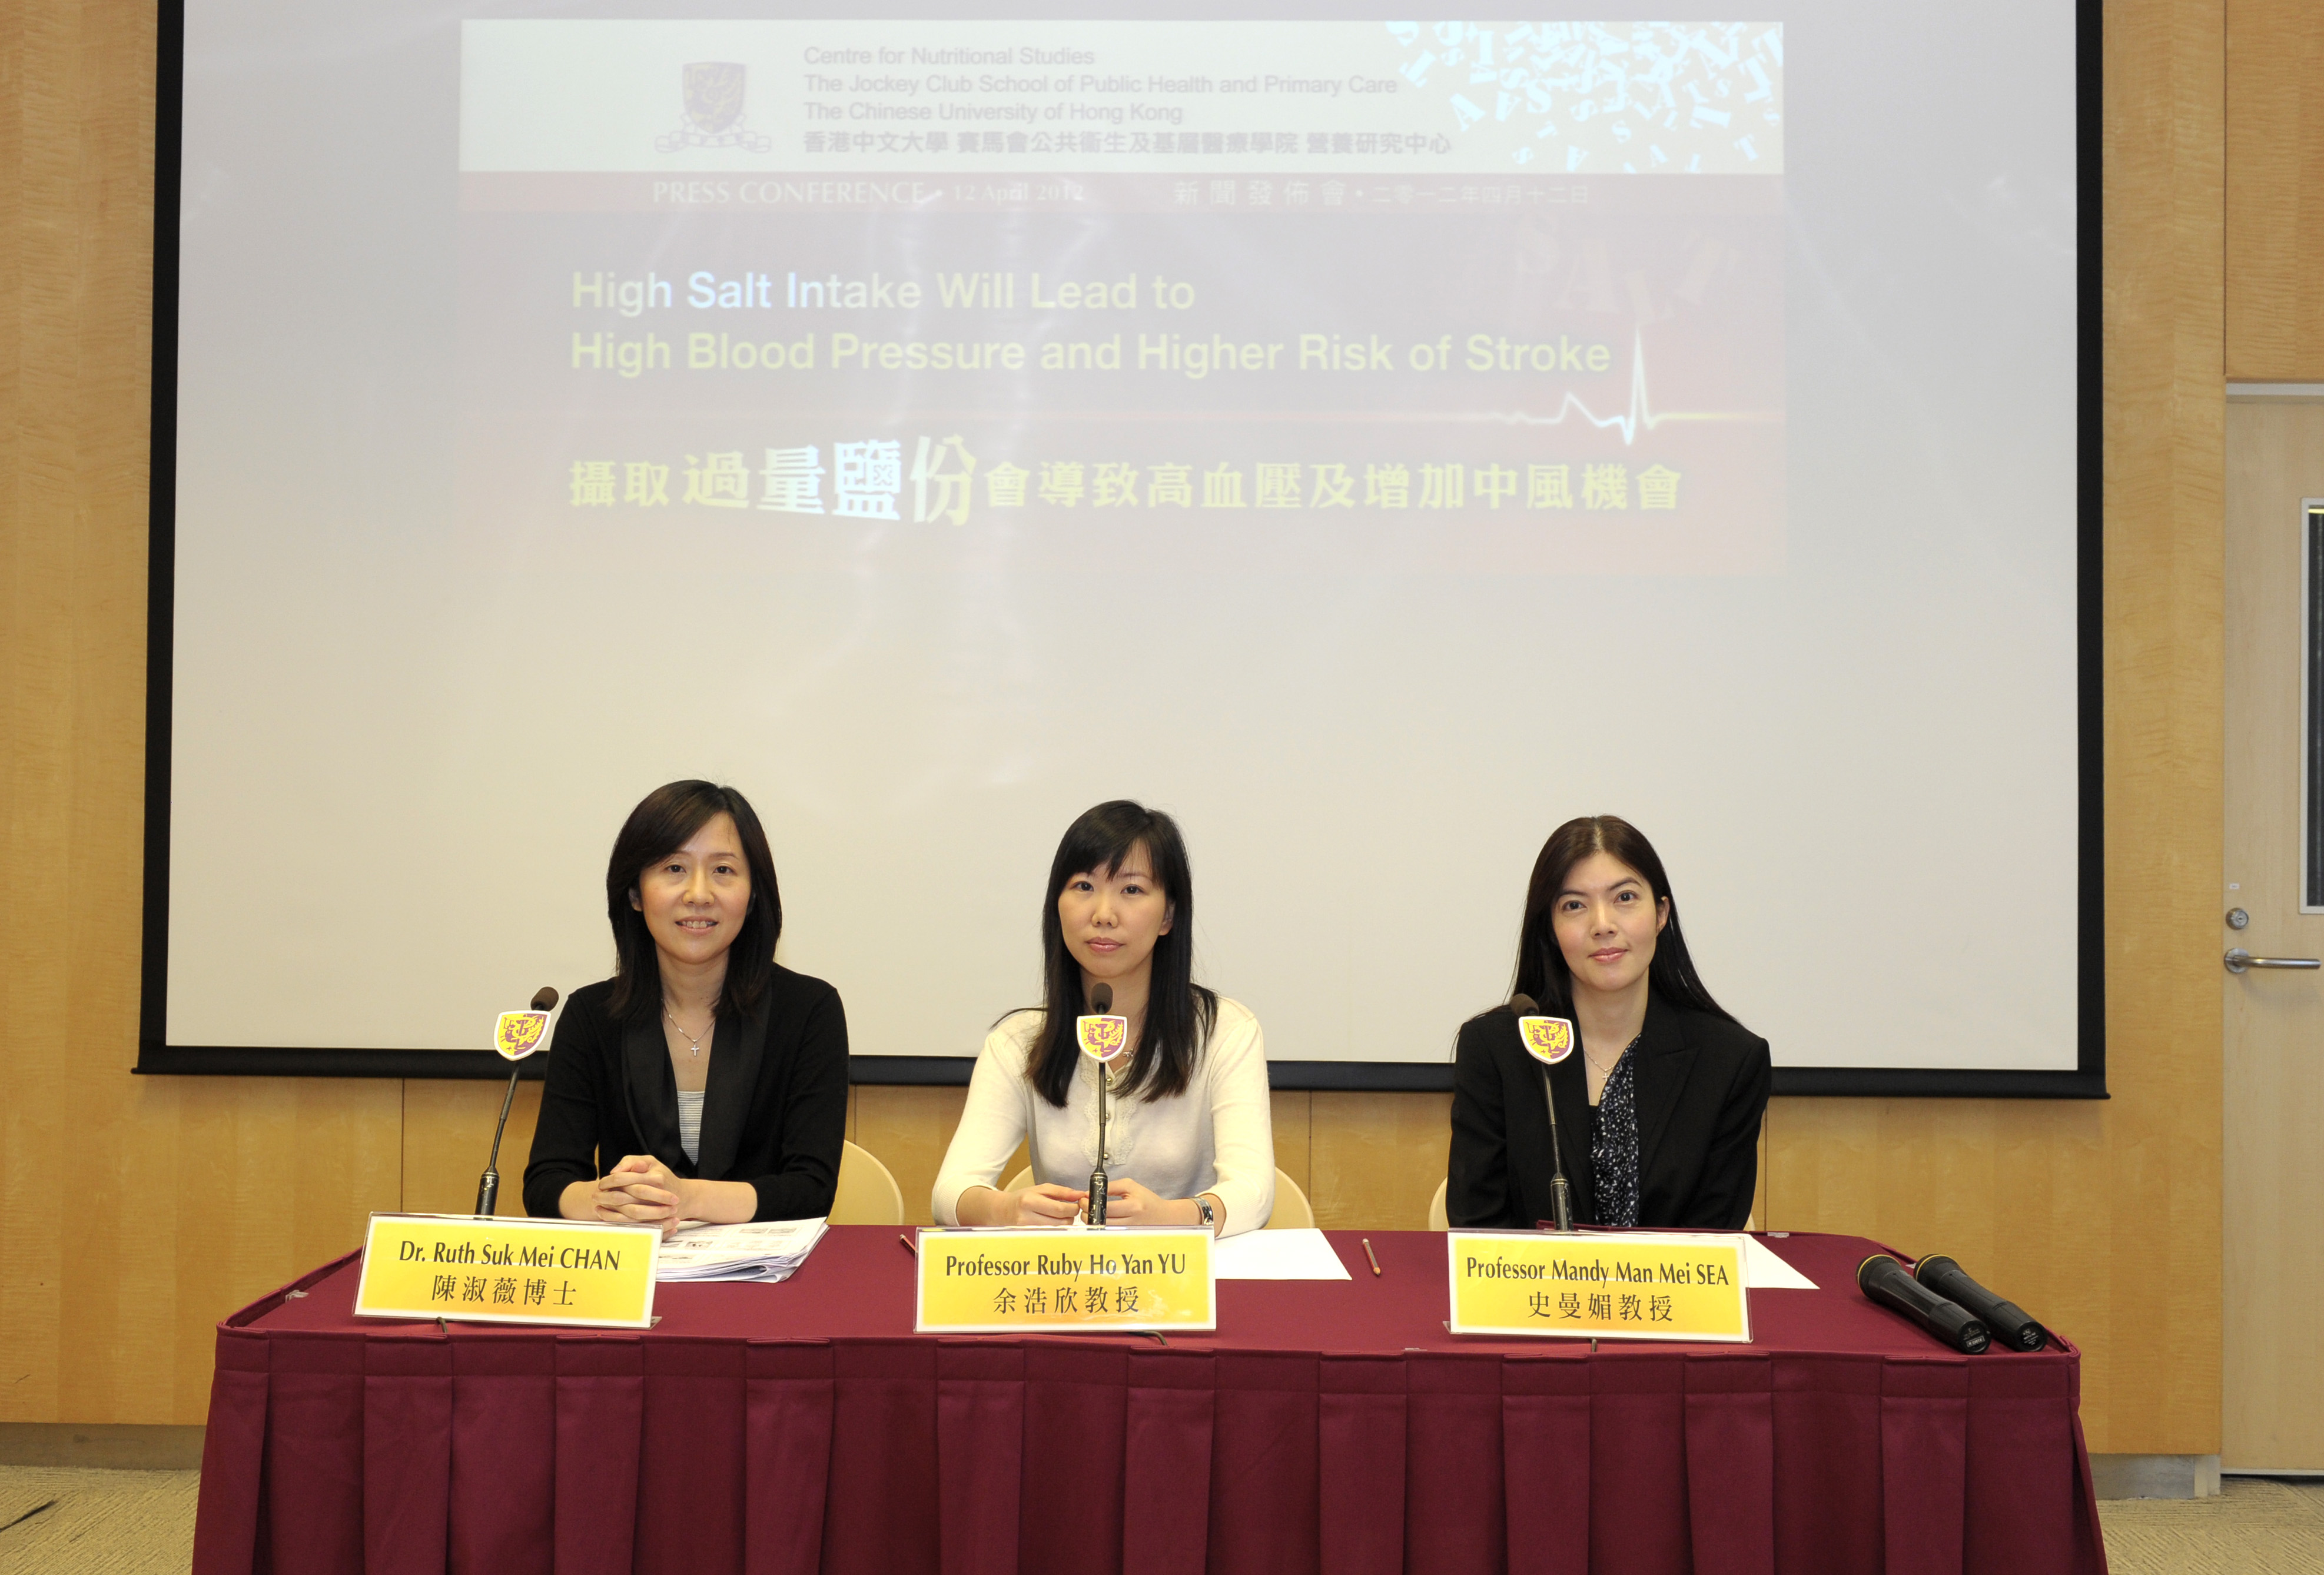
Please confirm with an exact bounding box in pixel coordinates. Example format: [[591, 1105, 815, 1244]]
[[1447, 1230, 1751, 1342], [354, 1213, 661, 1329], [915, 1227, 1216, 1333]]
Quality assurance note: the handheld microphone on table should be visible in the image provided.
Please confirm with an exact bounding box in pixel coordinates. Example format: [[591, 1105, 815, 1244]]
[[1510, 994, 1578, 1234], [1858, 1254, 1990, 1354], [1078, 984, 1127, 1225], [1913, 1255, 2049, 1351], [476, 986, 559, 1218]]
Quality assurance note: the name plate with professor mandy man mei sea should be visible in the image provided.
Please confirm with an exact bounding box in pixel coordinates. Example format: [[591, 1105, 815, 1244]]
[[1446, 1230, 1750, 1342]]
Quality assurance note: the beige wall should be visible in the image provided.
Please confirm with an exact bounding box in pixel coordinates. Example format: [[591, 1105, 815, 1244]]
[[0, 0, 2286, 1451]]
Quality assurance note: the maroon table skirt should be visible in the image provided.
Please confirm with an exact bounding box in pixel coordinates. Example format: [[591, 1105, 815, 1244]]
[[190, 1228, 2104, 1575]]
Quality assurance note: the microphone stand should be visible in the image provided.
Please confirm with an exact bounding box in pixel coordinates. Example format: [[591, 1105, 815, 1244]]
[[1512, 993, 1577, 1234], [1088, 1070, 1111, 1225], [474, 1064, 523, 1218], [1087, 983, 1114, 1225], [1542, 1076, 1576, 1233]]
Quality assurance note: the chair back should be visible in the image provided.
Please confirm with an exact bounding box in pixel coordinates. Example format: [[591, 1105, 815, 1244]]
[[1264, 1169, 1316, 1230], [829, 1139, 905, 1226]]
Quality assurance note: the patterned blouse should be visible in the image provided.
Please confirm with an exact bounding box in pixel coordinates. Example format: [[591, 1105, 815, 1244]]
[[1587, 1034, 1645, 1227]]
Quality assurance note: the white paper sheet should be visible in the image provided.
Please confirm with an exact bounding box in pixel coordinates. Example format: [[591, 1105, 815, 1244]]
[[1744, 1235, 1819, 1290], [1211, 1228, 1353, 1281]]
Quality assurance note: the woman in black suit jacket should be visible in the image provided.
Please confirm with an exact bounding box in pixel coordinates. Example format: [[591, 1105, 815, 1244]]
[[1449, 816, 1768, 1231], [523, 781, 846, 1229]]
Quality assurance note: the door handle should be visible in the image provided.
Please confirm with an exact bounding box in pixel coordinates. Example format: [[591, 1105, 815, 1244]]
[[2224, 948, 2322, 973]]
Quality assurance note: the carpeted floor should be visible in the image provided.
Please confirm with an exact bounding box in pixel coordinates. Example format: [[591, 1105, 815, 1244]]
[[0, 1467, 199, 1573], [1, 1463, 2320, 1572], [2101, 1477, 2324, 1574]]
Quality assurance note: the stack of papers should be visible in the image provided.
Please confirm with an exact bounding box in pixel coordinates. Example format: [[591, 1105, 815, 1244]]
[[655, 1217, 829, 1282]]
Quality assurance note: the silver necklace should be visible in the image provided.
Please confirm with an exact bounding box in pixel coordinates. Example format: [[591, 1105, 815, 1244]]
[[1583, 1031, 1642, 1076], [664, 1005, 713, 1058]]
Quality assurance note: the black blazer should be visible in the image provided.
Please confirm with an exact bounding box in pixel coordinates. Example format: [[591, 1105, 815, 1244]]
[[522, 968, 848, 1221], [1447, 994, 1769, 1231]]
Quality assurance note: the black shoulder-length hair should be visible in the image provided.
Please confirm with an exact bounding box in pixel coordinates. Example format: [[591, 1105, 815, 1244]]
[[604, 780, 783, 1024], [1510, 815, 1742, 1029], [1027, 800, 1217, 1107]]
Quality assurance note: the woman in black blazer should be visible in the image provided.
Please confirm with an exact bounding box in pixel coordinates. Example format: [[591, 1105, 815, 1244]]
[[1449, 816, 1768, 1231], [523, 780, 847, 1229]]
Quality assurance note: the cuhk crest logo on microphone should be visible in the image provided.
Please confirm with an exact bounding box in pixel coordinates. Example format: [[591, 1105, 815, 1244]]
[[1077, 1015, 1130, 1062], [494, 1011, 549, 1061], [1519, 1016, 1575, 1065]]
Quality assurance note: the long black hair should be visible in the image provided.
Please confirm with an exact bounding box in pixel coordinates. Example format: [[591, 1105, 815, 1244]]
[[1027, 800, 1216, 1107], [1509, 815, 1741, 1029], [604, 780, 783, 1024]]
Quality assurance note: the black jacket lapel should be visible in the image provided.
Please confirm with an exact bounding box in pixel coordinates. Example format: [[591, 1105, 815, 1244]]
[[621, 1013, 688, 1174], [1630, 998, 1696, 1187], [694, 1005, 767, 1182]]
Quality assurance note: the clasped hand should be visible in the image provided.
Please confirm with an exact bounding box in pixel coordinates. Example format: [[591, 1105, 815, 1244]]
[[592, 1154, 691, 1237], [991, 1175, 1180, 1227]]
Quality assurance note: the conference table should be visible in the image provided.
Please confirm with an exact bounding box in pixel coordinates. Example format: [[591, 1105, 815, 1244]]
[[190, 1228, 2103, 1575]]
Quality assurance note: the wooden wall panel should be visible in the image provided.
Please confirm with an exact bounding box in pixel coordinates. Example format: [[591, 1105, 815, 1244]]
[[401, 1080, 544, 1216], [854, 1085, 973, 1227], [2226, 0, 2324, 379], [1765, 1099, 2111, 1371], [160, 1079, 402, 1422], [2091, 0, 2226, 1453], [1, 0, 152, 1429], [1271, 1091, 1311, 1196], [1309, 1093, 1452, 1232]]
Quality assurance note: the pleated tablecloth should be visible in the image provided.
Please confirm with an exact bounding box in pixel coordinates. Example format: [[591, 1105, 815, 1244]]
[[190, 1228, 2104, 1575]]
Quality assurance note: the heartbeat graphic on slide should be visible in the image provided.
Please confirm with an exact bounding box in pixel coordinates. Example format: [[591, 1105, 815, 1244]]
[[1480, 331, 1777, 447]]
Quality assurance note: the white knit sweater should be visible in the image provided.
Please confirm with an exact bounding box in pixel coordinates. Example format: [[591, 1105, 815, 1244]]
[[931, 996, 1276, 1237]]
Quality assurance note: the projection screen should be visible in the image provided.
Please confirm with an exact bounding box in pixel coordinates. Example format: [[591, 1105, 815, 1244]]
[[146, 4, 2096, 1090]]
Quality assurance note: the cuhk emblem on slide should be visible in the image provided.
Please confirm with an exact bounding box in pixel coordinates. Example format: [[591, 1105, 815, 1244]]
[[656, 62, 770, 153]]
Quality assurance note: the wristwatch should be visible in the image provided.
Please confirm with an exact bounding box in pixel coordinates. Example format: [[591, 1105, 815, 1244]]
[[1192, 1196, 1216, 1232]]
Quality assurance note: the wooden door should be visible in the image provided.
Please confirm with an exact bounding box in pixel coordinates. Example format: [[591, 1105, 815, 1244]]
[[2223, 398, 2324, 1470]]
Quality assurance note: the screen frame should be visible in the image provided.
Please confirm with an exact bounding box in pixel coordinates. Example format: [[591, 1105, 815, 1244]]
[[132, 2, 2107, 1098]]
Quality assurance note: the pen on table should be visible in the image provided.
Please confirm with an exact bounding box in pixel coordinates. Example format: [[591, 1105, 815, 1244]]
[[898, 1234, 917, 1257], [1362, 1238, 1382, 1277]]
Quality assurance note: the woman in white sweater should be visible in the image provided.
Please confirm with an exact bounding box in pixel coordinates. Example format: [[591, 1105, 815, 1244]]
[[932, 800, 1275, 1237]]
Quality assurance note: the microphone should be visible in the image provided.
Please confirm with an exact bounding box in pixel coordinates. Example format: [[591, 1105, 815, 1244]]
[[1858, 1254, 1990, 1353], [1510, 993, 1576, 1233], [1914, 1255, 2049, 1351], [476, 986, 559, 1218], [1086, 983, 1115, 1225]]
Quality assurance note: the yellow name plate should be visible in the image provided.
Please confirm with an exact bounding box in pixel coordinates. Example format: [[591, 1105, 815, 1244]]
[[354, 1212, 660, 1329], [1447, 1230, 1751, 1343], [914, 1227, 1215, 1333]]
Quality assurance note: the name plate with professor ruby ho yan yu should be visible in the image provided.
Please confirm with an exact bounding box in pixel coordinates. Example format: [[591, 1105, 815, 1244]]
[[1447, 1230, 1751, 1341], [915, 1227, 1215, 1333], [354, 1213, 661, 1328]]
